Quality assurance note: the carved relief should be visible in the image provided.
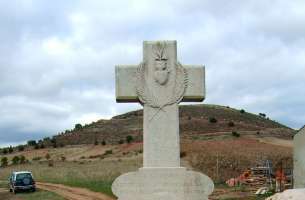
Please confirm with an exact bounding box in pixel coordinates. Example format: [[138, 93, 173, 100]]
[[153, 42, 170, 85], [136, 42, 188, 109]]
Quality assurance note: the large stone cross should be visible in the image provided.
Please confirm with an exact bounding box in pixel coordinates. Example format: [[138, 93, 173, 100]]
[[113, 40, 213, 200], [115, 41, 205, 167]]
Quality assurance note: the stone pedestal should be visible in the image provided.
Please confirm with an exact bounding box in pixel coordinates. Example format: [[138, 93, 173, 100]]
[[112, 167, 214, 200], [266, 189, 305, 200]]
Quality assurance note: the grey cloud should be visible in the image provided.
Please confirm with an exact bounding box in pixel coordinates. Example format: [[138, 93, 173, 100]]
[[0, 0, 305, 146]]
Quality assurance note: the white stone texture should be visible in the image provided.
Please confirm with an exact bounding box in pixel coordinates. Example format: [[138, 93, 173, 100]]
[[112, 40, 214, 200], [112, 168, 214, 200], [294, 126, 305, 188], [266, 189, 305, 200]]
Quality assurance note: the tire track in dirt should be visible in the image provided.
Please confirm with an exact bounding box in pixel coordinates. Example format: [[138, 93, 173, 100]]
[[37, 182, 115, 200]]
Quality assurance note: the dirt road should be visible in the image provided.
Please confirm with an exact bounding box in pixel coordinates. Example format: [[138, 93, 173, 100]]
[[36, 182, 115, 200]]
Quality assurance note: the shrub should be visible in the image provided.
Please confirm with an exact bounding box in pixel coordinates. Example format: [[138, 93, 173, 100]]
[[228, 121, 235, 127], [61, 156, 66, 162], [101, 140, 106, 146], [180, 151, 187, 158], [126, 135, 133, 144], [240, 109, 245, 114], [27, 140, 37, 146], [75, 123, 82, 130], [104, 150, 113, 155], [1, 157, 8, 167], [256, 131, 260, 135], [19, 155, 26, 164], [48, 160, 54, 167], [32, 156, 42, 161], [34, 144, 39, 149], [232, 131, 240, 137], [209, 117, 218, 123], [12, 156, 20, 165], [94, 140, 99, 145], [118, 139, 124, 144], [259, 113, 266, 118], [8, 146, 13, 153], [17, 145, 25, 152], [45, 153, 51, 160], [2, 148, 8, 154]]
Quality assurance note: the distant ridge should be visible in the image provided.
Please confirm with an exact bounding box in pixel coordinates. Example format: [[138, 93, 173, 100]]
[[48, 104, 295, 146]]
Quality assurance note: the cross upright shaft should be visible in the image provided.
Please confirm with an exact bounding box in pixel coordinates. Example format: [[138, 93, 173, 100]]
[[115, 41, 205, 168]]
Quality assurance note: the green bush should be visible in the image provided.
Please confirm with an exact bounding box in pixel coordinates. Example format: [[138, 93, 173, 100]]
[[209, 117, 218, 123], [232, 131, 240, 137], [18, 145, 25, 151], [27, 140, 37, 146], [20, 155, 26, 164], [104, 150, 113, 155], [12, 156, 20, 165], [75, 123, 82, 130], [2, 148, 8, 154], [8, 146, 13, 153], [240, 109, 245, 114], [1, 157, 8, 167], [228, 121, 235, 127], [126, 135, 133, 143]]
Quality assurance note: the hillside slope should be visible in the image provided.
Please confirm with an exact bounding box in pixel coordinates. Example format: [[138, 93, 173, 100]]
[[53, 104, 295, 146]]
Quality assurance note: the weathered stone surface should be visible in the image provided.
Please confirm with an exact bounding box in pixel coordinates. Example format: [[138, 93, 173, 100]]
[[112, 167, 214, 200], [293, 126, 305, 188], [266, 188, 305, 200], [112, 40, 214, 200]]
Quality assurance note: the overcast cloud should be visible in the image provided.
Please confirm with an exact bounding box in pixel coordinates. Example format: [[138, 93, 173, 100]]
[[0, 0, 305, 147]]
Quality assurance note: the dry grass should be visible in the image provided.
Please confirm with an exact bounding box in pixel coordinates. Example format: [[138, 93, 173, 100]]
[[183, 138, 293, 182], [0, 158, 142, 196]]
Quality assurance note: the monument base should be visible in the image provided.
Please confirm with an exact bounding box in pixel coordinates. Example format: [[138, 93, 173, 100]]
[[112, 167, 214, 200], [266, 189, 305, 200]]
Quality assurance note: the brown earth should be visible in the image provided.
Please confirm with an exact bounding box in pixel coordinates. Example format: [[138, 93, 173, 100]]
[[37, 182, 114, 200], [51, 104, 295, 146], [0, 188, 21, 200]]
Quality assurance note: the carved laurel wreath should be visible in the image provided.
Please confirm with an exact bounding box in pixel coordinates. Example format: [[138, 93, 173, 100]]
[[136, 62, 188, 109]]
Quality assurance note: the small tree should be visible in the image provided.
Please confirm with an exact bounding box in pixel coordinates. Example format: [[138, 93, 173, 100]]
[[2, 148, 8, 154], [27, 140, 37, 146], [101, 140, 106, 146], [75, 123, 82, 130], [240, 109, 245, 114], [12, 156, 20, 165], [19, 155, 26, 164], [8, 146, 13, 153], [228, 121, 235, 127], [232, 131, 240, 137], [18, 145, 25, 152], [209, 117, 217, 123], [1, 157, 8, 167], [126, 135, 133, 144], [45, 153, 51, 160]]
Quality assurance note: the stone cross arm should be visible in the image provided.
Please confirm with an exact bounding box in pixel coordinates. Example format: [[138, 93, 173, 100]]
[[115, 64, 205, 103]]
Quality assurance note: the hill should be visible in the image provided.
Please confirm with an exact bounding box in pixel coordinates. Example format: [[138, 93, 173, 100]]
[[52, 104, 295, 146]]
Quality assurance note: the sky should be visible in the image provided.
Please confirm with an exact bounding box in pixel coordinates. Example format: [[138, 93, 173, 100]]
[[0, 0, 305, 147]]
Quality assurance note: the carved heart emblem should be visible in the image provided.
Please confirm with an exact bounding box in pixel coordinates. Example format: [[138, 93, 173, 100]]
[[154, 61, 169, 85]]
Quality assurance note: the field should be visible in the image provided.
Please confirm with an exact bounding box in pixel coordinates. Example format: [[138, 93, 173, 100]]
[[0, 134, 293, 199]]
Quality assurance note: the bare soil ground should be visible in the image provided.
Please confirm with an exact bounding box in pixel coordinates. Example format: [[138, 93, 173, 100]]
[[37, 182, 114, 200], [0, 188, 21, 200]]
